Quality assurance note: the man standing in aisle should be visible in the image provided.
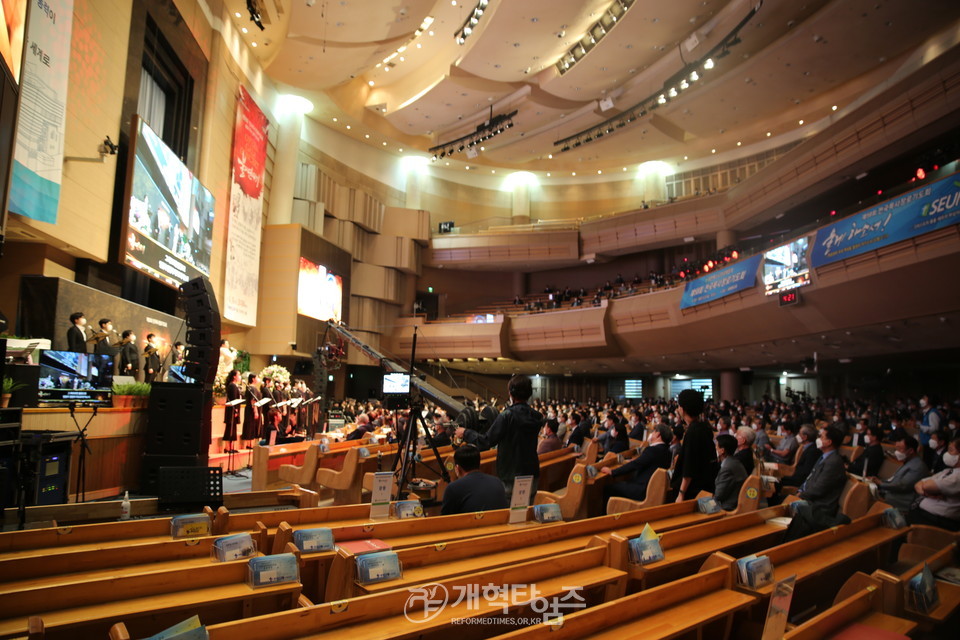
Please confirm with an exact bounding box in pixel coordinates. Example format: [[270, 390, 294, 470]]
[[456, 374, 542, 501]]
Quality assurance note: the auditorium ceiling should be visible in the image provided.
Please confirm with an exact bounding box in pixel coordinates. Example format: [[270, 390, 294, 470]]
[[229, 0, 960, 174]]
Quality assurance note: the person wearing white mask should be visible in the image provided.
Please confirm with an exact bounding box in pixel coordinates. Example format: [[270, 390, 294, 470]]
[[908, 436, 960, 531], [917, 395, 941, 448], [854, 425, 885, 478], [924, 430, 948, 473], [870, 435, 929, 512]]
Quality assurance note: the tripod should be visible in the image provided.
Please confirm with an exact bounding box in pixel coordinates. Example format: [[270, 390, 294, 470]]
[[68, 402, 96, 503], [391, 328, 450, 501], [224, 400, 245, 478]]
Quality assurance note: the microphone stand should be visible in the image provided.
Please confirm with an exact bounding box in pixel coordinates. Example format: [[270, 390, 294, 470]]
[[68, 402, 97, 503]]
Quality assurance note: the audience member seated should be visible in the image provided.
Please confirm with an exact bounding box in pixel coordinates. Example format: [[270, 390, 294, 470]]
[[907, 436, 960, 531], [752, 417, 771, 451], [780, 425, 820, 489], [672, 389, 718, 501], [669, 424, 684, 466], [603, 417, 631, 455], [627, 412, 645, 440], [924, 430, 948, 473], [871, 434, 928, 512], [733, 426, 756, 475], [346, 413, 371, 440], [765, 422, 800, 463], [537, 419, 562, 455], [848, 417, 869, 448], [714, 434, 748, 511], [565, 412, 592, 448], [850, 425, 885, 477], [600, 425, 672, 504], [786, 425, 850, 540], [440, 444, 509, 515]]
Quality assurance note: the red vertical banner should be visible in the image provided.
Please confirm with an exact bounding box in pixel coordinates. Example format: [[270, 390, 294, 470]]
[[223, 86, 269, 326]]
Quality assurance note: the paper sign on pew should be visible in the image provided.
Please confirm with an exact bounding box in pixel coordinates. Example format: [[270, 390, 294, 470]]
[[248, 553, 300, 587], [370, 471, 394, 519], [171, 514, 211, 539], [697, 496, 722, 514], [213, 533, 257, 562], [509, 475, 534, 524], [145, 615, 207, 640], [627, 524, 665, 565], [292, 528, 335, 552]]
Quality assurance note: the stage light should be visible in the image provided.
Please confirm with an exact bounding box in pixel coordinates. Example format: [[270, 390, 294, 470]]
[[668, 87, 678, 98], [658, 94, 667, 105], [690, 70, 699, 82], [704, 58, 714, 70], [731, 250, 739, 259], [916, 168, 926, 180]]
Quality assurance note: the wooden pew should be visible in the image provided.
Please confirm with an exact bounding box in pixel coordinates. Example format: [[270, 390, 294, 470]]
[[534, 463, 589, 520], [253, 438, 370, 491], [489, 553, 756, 640], [733, 511, 911, 619], [315, 447, 368, 505], [278, 442, 322, 491], [783, 572, 917, 640], [608, 505, 789, 589], [871, 525, 960, 628], [0, 555, 302, 640], [199, 546, 626, 640], [605, 467, 670, 515]]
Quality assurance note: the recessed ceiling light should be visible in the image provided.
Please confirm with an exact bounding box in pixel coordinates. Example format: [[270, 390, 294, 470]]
[[368, 80, 375, 86], [382, 141, 387, 146], [547, 154, 553, 159], [546, 172, 551, 176], [242, 27, 248, 33], [831, 105, 838, 111], [798, 119, 804, 125], [251, 42, 257, 47], [364, 134, 370, 139], [451, 0, 456, 5], [445, 162, 450, 165], [572, 171, 576, 176], [736, 141, 742, 146], [766, 131, 771, 137], [346, 125, 351, 129], [491, 170, 495, 174], [416, 43, 422, 48], [399, 148, 403, 152], [622, 167, 627, 171], [429, 30, 434, 36], [234, 12, 241, 18], [711, 148, 716, 153], [597, 169, 602, 174], [332, 117, 338, 122], [683, 155, 688, 160]]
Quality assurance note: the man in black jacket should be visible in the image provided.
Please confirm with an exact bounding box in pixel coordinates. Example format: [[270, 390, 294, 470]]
[[780, 425, 820, 489], [66, 312, 88, 353], [672, 389, 718, 501], [143, 334, 161, 383], [456, 374, 542, 500], [118, 330, 139, 380], [600, 424, 672, 504], [441, 444, 508, 515]]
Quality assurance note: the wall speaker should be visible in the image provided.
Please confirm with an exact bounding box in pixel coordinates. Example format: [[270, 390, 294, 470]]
[[145, 383, 212, 456]]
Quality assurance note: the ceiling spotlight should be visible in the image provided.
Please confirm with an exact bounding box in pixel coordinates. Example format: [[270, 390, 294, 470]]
[[616, 121, 625, 128], [572, 140, 581, 148], [690, 70, 699, 81], [703, 58, 714, 70], [595, 131, 604, 138], [657, 94, 667, 105], [561, 145, 570, 152], [463, 26, 472, 35], [668, 87, 678, 98], [679, 79, 689, 90]]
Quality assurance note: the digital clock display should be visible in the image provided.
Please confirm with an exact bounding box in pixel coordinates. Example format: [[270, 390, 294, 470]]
[[779, 290, 801, 307]]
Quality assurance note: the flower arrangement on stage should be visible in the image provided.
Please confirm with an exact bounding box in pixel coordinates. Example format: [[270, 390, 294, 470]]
[[259, 363, 291, 385]]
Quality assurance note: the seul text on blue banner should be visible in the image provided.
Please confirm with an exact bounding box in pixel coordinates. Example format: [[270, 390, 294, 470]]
[[811, 171, 960, 267], [680, 253, 763, 310]]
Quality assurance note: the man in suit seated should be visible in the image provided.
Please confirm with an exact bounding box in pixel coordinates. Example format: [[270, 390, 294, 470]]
[[714, 434, 748, 511], [537, 419, 562, 455], [441, 444, 509, 515], [870, 434, 929, 512], [734, 426, 757, 475], [599, 424, 672, 504], [786, 425, 850, 541], [780, 424, 821, 489]]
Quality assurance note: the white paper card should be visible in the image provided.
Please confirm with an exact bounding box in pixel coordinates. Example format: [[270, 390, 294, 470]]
[[509, 475, 534, 524], [370, 471, 393, 520]]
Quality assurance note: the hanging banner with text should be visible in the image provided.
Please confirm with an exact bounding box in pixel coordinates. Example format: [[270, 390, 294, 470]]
[[680, 253, 763, 309], [811, 172, 960, 267], [9, 0, 74, 224], [223, 86, 269, 326]]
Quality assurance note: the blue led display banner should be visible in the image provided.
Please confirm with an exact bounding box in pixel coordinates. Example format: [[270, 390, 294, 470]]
[[680, 253, 763, 309], [811, 172, 960, 267]]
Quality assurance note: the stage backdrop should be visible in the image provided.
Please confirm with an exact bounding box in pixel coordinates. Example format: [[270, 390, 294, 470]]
[[8, 0, 73, 224], [223, 86, 269, 326], [18, 276, 183, 372]]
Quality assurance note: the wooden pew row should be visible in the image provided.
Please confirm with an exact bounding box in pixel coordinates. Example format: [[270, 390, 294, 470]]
[[491, 553, 755, 640], [733, 508, 911, 620], [252, 437, 378, 491], [141, 547, 627, 640], [325, 498, 732, 602], [871, 525, 960, 628], [783, 572, 918, 640], [0, 550, 304, 640], [608, 505, 789, 589]]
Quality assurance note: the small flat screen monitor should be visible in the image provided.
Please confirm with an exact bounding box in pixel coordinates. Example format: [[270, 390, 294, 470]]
[[382, 372, 411, 395], [37, 350, 114, 407], [763, 236, 811, 296]]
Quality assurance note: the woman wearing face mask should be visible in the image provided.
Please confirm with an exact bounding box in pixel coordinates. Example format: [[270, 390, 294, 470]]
[[907, 437, 960, 531]]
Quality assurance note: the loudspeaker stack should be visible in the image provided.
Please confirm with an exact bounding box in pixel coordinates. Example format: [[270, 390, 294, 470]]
[[141, 276, 222, 493]]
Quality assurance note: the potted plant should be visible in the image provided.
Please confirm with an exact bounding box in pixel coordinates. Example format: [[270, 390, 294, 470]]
[[131, 382, 152, 409], [2, 377, 26, 408], [112, 382, 134, 409]]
